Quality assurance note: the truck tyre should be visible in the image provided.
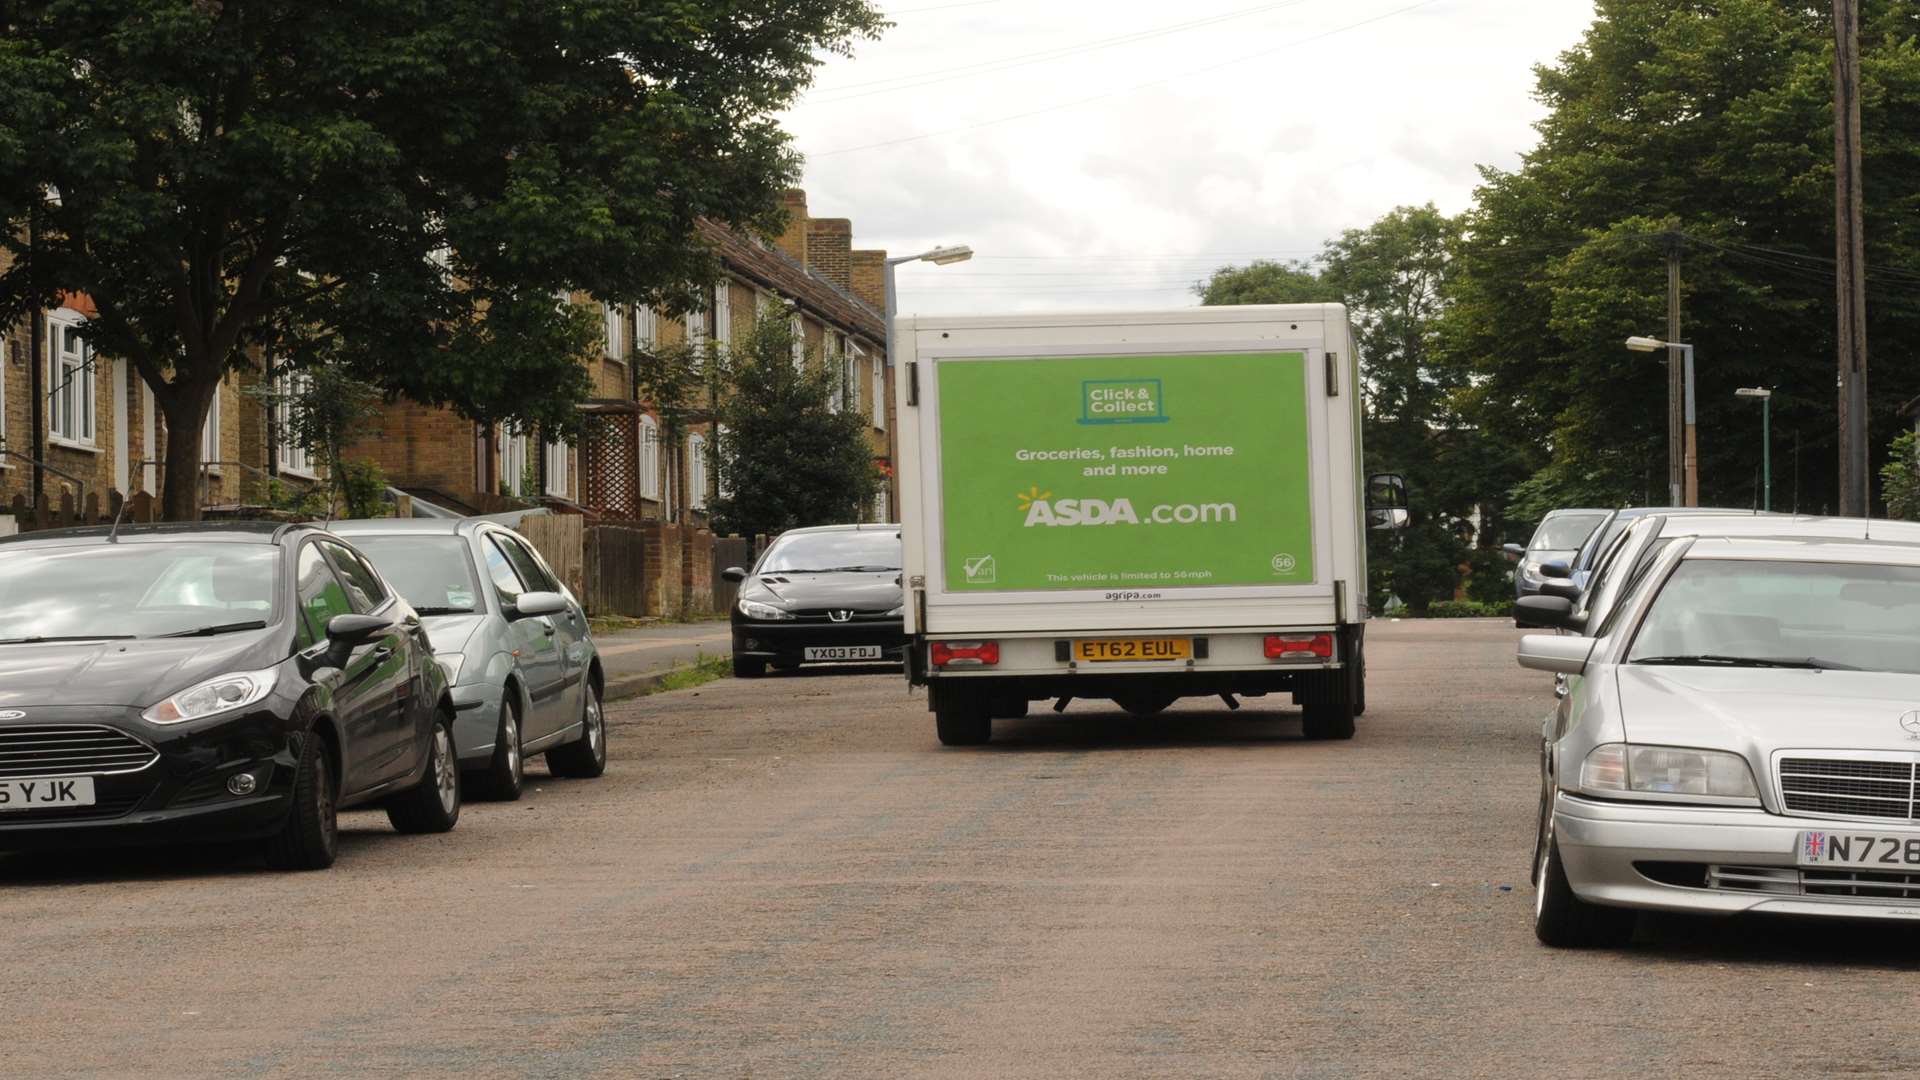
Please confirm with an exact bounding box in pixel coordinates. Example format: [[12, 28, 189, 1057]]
[[992, 696, 1030, 719], [1302, 702, 1356, 741], [1351, 643, 1367, 717], [935, 696, 992, 746]]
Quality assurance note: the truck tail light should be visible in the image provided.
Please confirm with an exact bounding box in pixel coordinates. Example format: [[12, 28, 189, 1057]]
[[1264, 633, 1333, 660], [931, 641, 999, 667]]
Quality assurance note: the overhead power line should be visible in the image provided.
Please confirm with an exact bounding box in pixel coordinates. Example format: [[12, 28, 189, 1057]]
[[809, 0, 1448, 157]]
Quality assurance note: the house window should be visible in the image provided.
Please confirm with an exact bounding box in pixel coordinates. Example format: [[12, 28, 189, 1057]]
[[604, 302, 626, 361], [47, 309, 94, 446], [714, 424, 732, 498], [201, 380, 222, 467], [500, 429, 530, 496], [276, 371, 316, 477], [639, 415, 660, 500], [790, 314, 805, 371], [687, 432, 708, 510], [713, 283, 732, 347], [865, 346, 885, 430], [0, 336, 8, 446], [687, 295, 708, 348], [544, 437, 569, 497], [637, 306, 657, 351], [756, 290, 776, 318]]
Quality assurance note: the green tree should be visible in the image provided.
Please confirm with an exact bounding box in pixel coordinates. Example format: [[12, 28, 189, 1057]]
[[250, 365, 385, 517], [708, 313, 878, 537], [1194, 259, 1339, 305], [1441, 1, 1920, 516], [1882, 429, 1920, 522], [0, 0, 884, 519]]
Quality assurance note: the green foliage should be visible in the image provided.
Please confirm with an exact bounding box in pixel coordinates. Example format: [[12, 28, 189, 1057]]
[[1194, 260, 1339, 305], [707, 313, 879, 537], [1463, 547, 1517, 607], [338, 460, 391, 520], [1421, 599, 1509, 619], [265, 477, 329, 520], [0, 0, 885, 518], [1883, 430, 1920, 521], [1441, 0, 1920, 515], [1368, 520, 1466, 615]]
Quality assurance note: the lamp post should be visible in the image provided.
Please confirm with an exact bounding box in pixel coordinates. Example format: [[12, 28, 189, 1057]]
[[882, 244, 970, 518], [1736, 387, 1772, 512], [1627, 335, 1696, 506]]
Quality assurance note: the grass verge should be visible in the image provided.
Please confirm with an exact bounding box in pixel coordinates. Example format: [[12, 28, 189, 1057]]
[[655, 653, 733, 694]]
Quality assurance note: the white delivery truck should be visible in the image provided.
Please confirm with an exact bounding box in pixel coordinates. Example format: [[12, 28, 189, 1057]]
[[895, 303, 1404, 746]]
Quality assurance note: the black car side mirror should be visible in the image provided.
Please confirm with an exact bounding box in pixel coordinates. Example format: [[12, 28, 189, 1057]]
[[1538, 579, 1582, 601], [1514, 595, 1584, 633], [324, 613, 388, 668], [720, 566, 748, 583], [1537, 559, 1573, 580]]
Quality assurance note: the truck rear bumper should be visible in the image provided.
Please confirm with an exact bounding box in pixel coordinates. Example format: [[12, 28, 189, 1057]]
[[913, 627, 1352, 700]]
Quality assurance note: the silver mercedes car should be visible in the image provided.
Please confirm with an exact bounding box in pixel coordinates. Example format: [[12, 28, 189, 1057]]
[[1519, 521, 1920, 946], [329, 518, 605, 800]]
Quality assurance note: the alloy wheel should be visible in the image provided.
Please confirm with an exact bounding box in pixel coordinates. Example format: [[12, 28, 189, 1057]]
[[433, 727, 457, 814]]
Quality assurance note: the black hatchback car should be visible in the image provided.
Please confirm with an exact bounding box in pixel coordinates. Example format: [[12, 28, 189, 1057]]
[[722, 524, 905, 677], [0, 522, 460, 870]]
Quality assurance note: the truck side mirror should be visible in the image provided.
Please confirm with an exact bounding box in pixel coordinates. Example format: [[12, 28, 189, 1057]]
[[1365, 473, 1408, 531]]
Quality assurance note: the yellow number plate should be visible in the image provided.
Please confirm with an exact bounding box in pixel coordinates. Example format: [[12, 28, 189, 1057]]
[[1074, 638, 1192, 663]]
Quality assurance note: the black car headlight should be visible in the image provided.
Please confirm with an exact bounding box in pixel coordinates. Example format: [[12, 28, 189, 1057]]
[[143, 667, 281, 725], [739, 599, 795, 621]]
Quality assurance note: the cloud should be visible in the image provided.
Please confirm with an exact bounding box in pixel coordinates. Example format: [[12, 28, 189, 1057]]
[[784, 0, 1596, 313]]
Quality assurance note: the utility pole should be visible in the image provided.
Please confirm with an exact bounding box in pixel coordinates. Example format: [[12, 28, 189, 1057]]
[[1666, 236, 1688, 506], [1834, 0, 1870, 516]]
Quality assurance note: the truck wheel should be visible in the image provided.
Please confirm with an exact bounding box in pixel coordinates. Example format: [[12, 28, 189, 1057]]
[[1351, 644, 1367, 717], [992, 696, 1030, 719], [935, 697, 992, 746], [1302, 702, 1356, 740]]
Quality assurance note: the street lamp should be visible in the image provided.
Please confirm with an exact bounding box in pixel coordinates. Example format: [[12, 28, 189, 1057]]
[[1736, 387, 1772, 512], [1626, 335, 1696, 506], [883, 245, 973, 360]]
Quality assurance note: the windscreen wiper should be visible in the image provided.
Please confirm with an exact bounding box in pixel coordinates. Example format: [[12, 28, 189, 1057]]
[[411, 606, 477, 616], [156, 620, 268, 638], [1632, 654, 1852, 670], [0, 634, 137, 645]]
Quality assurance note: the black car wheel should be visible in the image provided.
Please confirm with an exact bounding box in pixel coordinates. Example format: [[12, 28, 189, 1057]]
[[733, 655, 766, 678], [264, 731, 338, 871], [547, 681, 608, 779], [388, 716, 462, 834], [469, 698, 524, 802]]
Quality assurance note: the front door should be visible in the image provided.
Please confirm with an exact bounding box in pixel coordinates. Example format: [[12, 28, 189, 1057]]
[[296, 543, 394, 795]]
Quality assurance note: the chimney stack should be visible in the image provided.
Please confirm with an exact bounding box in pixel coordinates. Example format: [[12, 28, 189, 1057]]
[[774, 189, 809, 265], [806, 218, 853, 290], [849, 249, 887, 312]]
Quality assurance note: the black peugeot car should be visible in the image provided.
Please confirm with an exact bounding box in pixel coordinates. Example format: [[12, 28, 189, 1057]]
[[0, 522, 461, 870], [722, 524, 906, 677]]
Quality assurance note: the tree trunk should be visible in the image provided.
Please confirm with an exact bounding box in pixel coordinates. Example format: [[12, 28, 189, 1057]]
[[154, 381, 216, 522]]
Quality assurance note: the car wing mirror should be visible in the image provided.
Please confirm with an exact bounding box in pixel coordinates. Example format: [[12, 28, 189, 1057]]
[[1538, 579, 1582, 601], [323, 612, 389, 668], [1502, 542, 1527, 560], [507, 590, 567, 620], [720, 566, 748, 584], [1517, 632, 1595, 676], [1537, 559, 1573, 580], [1513, 595, 1585, 633]]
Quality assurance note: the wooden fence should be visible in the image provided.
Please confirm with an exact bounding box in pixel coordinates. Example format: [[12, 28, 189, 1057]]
[[583, 525, 647, 617], [514, 513, 585, 600], [711, 534, 756, 614]]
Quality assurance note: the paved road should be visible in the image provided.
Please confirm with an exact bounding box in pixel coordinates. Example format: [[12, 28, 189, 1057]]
[[7, 620, 1920, 1078]]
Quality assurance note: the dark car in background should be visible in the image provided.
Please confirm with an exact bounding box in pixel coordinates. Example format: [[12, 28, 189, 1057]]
[[0, 522, 461, 871], [1505, 508, 1606, 605], [723, 524, 906, 677]]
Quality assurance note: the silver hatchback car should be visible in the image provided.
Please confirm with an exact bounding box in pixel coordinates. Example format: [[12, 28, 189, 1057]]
[[330, 518, 605, 800], [1519, 522, 1920, 946]]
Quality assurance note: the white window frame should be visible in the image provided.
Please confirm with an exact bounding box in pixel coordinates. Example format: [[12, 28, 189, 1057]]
[[544, 437, 570, 497], [0, 335, 8, 449], [47, 308, 96, 448], [687, 432, 708, 511], [639, 414, 660, 500], [604, 302, 626, 362], [275, 370, 316, 478], [501, 429, 530, 496], [864, 345, 884, 430], [790, 313, 805, 371], [713, 283, 732, 347], [714, 423, 732, 498], [636, 306, 657, 351], [201, 378, 222, 471], [756, 290, 776, 318], [687, 295, 708, 349]]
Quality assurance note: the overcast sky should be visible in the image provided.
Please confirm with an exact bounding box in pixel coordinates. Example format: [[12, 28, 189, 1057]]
[[778, 0, 1597, 315]]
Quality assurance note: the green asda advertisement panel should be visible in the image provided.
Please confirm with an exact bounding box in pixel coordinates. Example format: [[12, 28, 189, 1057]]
[[936, 352, 1316, 592]]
